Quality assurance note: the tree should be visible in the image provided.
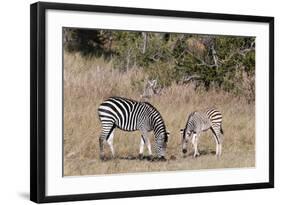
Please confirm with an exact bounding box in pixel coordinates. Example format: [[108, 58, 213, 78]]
[[63, 28, 256, 101]]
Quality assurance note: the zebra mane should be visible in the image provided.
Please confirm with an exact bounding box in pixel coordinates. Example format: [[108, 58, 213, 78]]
[[143, 101, 161, 115], [187, 111, 196, 121]]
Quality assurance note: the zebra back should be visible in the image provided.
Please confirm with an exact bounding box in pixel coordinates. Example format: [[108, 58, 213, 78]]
[[185, 108, 223, 134], [205, 108, 223, 125]]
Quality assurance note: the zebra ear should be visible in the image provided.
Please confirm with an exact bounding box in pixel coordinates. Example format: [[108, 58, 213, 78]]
[[166, 131, 170, 137], [180, 129, 184, 134]]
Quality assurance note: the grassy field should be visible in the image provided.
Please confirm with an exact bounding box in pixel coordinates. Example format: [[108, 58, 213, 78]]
[[63, 52, 255, 176]]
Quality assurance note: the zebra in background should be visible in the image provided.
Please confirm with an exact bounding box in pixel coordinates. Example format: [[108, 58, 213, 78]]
[[180, 108, 223, 158], [98, 96, 169, 160]]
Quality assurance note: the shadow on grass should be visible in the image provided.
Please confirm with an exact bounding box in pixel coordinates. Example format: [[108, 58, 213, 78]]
[[101, 155, 170, 162], [187, 150, 216, 156]]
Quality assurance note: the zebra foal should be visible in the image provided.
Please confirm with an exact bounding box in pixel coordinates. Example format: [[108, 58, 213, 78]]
[[98, 96, 169, 160], [180, 108, 223, 158]]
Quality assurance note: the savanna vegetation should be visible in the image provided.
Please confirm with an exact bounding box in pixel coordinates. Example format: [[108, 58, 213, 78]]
[[63, 28, 255, 176]]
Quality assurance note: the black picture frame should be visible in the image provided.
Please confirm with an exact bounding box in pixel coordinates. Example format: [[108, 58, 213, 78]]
[[30, 1, 274, 203]]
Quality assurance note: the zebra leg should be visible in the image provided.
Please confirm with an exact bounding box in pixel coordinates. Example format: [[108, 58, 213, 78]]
[[218, 125, 224, 156], [215, 140, 222, 158], [217, 130, 223, 157], [138, 136, 145, 160], [145, 135, 152, 160], [218, 143, 222, 157], [139, 132, 152, 160], [99, 136, 106, 160], [107, 130, 115, 158], [99, 124, 115, 160], [192, 133, 200, 157], [211, 126, 222, 157]]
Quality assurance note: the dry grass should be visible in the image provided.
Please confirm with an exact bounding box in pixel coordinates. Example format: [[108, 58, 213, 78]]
[[63, 52, 255, 176]]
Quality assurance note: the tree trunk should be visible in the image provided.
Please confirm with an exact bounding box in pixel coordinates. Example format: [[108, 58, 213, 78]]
[[211, 45, 219, 69], [142, 32, 147, 54]]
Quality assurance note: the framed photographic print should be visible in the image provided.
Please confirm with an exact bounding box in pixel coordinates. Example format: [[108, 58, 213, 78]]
[[30, 1, 274, 203]]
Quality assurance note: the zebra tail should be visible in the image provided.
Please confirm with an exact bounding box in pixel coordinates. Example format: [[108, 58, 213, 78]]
[[220, 125, 224, 135]]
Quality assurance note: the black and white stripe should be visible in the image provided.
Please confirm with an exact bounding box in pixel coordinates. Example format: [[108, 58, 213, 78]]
[[98, 96, 168, 160], [180, 108, 223, 157]]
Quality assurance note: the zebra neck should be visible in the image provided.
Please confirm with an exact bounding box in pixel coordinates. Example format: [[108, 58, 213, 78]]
[[151, 115, 166, 138]]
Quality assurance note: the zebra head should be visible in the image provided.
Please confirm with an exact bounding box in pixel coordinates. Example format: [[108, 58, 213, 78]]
[[155, 131, 169, 159], [180, 128, 193, 154]]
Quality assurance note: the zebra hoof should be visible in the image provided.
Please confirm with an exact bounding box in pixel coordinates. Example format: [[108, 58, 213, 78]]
[[146, 155, 153, 161], [138, 154, 144, 160], [193, 153, 200, 158], [100, 155, 107, 161], [158, 156, 167, 161]]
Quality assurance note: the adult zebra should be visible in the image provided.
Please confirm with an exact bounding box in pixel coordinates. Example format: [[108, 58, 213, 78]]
[[98, 96, 169, 160], [180, 108, 223, 158]]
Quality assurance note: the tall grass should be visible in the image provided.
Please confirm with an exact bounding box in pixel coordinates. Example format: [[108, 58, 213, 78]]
[[64, 52, 255, 176]]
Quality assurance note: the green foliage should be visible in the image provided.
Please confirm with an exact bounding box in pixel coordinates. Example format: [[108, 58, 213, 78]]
[[111, 31, 142, 71], [63, 28, 113, 57], [64, 28, 256, 102]]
